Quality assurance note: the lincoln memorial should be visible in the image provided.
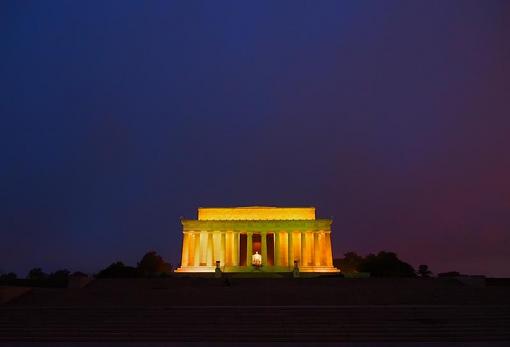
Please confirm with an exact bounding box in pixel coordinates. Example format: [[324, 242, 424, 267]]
[[176, 206, 340, 274]]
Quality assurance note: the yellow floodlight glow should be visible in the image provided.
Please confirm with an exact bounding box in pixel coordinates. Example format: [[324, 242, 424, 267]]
[[176, 206, 340, 275], [198, 206, 316, 221]]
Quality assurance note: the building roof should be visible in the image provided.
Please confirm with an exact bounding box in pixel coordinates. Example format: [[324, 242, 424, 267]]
[[197, 206, 316, 221]]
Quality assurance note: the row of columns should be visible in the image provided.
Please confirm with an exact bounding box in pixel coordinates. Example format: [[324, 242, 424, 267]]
[[181, 230, 333, 268], [280, 231, 334, 267], [181, 231, 239, 267]]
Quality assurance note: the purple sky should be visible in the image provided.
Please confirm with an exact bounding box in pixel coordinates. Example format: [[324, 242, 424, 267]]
[[1, 0, 509, 276]]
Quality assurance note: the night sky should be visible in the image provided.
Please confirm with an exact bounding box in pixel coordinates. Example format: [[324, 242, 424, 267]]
[[1, 1, 509, 277]]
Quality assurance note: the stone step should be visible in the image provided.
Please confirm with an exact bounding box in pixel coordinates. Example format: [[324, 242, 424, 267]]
[[1, 334, 509, 341], [2, 306, 509, 341], [1, 325, 508, 332]]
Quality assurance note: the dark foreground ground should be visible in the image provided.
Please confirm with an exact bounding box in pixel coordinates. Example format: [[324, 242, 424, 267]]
[[2, 343, 510, 347], [1, 277, 509, 342]]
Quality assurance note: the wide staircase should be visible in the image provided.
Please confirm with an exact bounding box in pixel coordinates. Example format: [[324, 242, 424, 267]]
[[1, 305, 510, 341], [1, 278, 509, 341]]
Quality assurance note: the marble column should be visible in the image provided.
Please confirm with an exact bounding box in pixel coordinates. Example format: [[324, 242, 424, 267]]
[[206, 232, 213, 266], [247, 232, 253, 265], [229, 232, 234, 266], [193, 232, 200, 266], [325, 232, 333, 266], [261, 232, 267, 265], [213, 231, 221, 263], [274, 232, 280, 266], [220, 231, 226, 267], [319, 232, 326, 266], [300, 231, 307, 267], [228, 232, 233, 266], [288, 231, 294, 268], [225, 232, 232, 266], [313, 232, 320, 266], [233, 232, 239, 266], [189, 233, 194, 266], [199, 231, 208, 266]]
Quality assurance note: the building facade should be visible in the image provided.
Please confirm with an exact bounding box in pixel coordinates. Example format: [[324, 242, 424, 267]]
[[176, 206, 340, 273]]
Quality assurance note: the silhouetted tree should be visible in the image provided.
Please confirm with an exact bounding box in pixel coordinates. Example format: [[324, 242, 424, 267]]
[[50, 269, 70, 280], [0, 272, 17, 281], [27, 268, 48, 280], [333, 251, 416, 277], [96, 262, 140, 278], [417, 264, 432, 278], [137, 251, 173, 277], [333, 252, 364, 273], [359, 251, 416, 277], [44, 269, 70, 286], [71, 271, 88, 277]]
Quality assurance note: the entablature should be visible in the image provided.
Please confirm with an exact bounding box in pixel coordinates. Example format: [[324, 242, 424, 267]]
[[181, 219, 332, 232]]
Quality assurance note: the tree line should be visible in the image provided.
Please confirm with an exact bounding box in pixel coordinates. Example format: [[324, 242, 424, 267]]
[[2, 249, 461, 286], [333, 251, 433, 278], [0, 251, 173, 287]]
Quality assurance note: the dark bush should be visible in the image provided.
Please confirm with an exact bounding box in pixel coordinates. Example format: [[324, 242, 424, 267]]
[[71, 271, 89, 277], [417, 264, 432, 278], [333, 252, 364, 273], [27, 268, 48, 280], [359, 251, 416, 277], [334, 251, 416, 278], [96, 262, 140, 278], [0, 272, 18, 283], [137, 251, 173, 277]]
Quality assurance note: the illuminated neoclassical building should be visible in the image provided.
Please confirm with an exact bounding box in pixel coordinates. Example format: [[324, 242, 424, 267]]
[[176, 206, 340, 274]]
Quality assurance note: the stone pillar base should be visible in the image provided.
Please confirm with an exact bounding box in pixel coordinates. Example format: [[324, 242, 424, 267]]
[[175, 265, 340, 274], [299, 266, 340, 273], [175, 266, 216, 273]]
